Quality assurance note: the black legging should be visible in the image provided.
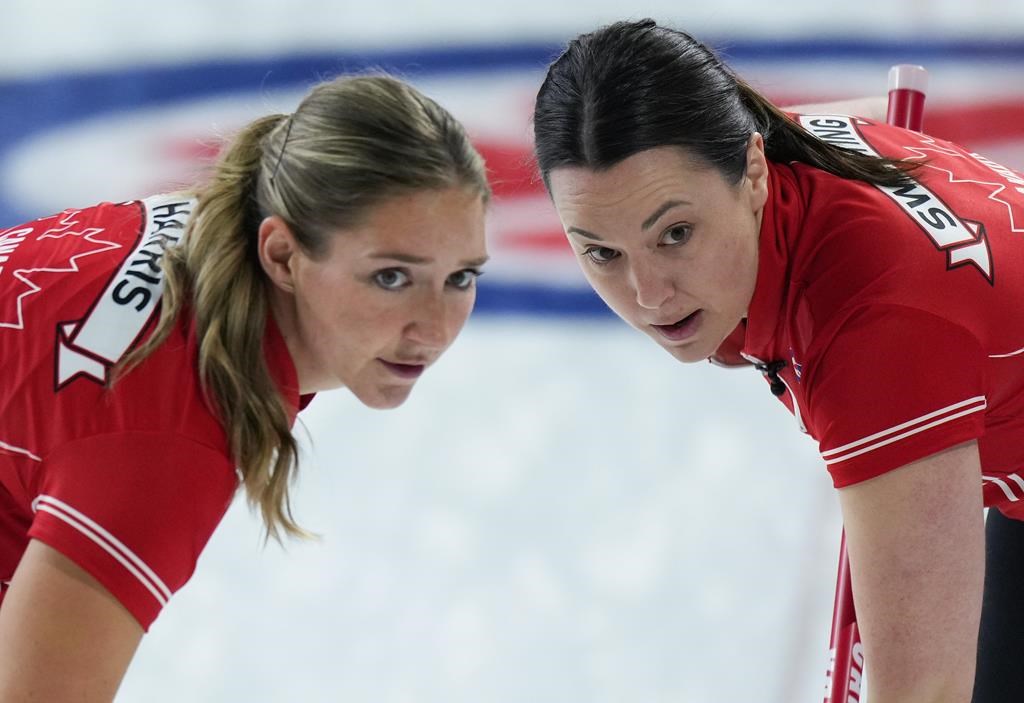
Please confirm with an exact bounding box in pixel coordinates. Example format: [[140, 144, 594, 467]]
[[973, 508, 1024, 702]]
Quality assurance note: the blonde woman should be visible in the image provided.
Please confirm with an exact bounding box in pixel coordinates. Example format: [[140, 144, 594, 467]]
[[0, 74, 490, 701]]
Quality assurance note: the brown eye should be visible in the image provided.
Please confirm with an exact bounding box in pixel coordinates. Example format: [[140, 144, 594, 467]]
[[584, 246, 619, 264], [660, 224, 693, 246], [447, 269, 482, 290]]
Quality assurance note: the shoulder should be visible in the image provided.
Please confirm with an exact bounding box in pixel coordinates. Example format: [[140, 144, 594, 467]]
[[32, 431, 238, 629], [800, 303, 987, 487], [772, 163, 925, 312]]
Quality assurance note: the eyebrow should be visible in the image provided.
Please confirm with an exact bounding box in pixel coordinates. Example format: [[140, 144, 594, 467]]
[[566, 227, 603, 241], [371, 252, 490, 267], [641, 200, 690, 230], [566, 200, 691, 241]]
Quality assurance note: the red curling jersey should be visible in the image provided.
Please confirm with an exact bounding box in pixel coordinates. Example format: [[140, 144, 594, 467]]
[[0, 195, 304, 629], [738, 114, 1024, 518]]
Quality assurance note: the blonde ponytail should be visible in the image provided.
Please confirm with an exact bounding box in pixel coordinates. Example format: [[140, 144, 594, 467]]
[[124, 113, 304, 540]]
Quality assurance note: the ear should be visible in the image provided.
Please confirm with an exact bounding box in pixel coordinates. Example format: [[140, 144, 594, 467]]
[[743, 132, 769, 211], [257, 215, 299, 293]]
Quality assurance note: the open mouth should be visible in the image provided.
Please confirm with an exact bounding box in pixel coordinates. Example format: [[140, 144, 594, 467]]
[[379, 360, 426, 380], [652, 310, 702, 341]]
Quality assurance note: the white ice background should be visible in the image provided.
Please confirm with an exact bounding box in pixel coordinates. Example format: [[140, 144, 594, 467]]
[[4, 2, 1024, 701]]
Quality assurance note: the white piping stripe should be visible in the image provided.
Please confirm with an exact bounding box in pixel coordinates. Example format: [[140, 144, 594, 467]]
[[983, 476, 1019, 503], [35, 504, 168, 606], [777, 375, 808, 434], [823, 404, 987, 466], [822, 396, 986, 458], [32, 494, 171, 603], [0, 440, 42, 462], [990, 346, 1024, 359], [33, 495, 171, 600], [1007, 474, 1024, 494]]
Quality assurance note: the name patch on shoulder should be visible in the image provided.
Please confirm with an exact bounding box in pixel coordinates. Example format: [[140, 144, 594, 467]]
[[56, 195, 195, 388], [798, 115, 992, 282]]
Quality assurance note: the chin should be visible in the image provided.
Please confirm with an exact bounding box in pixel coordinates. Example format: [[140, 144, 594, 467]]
[[664, 344, 709, 364], [647, 330, 715, 364], [356, 385, 414, 410]]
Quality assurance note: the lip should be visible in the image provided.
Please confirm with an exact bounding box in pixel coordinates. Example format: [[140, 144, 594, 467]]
[[379, 359, 426, 380], [651, 310, 703, 342]]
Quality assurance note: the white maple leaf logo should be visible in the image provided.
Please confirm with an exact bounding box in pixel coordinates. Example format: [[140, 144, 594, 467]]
[[0, 209, 122, 330], [900, 136, 1024, 234]]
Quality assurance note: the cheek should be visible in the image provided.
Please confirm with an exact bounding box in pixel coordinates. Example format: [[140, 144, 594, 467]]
[[719, 226, 760, 306], [580, 268, 613, 299], [582, 269, 635, 317], [721, 214, 758, 264], [294, 276, 371, 345], [295, 294, 346, 352], [450, 293, 478, 332]]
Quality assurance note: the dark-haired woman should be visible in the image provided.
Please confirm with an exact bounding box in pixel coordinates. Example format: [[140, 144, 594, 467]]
[[0, 74, 489, 701], [534, 19, 1024, 703]]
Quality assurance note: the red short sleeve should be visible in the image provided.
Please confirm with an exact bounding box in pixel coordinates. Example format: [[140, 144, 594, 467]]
[[28, 432, 237, 630], [806, 305, 987, 487]]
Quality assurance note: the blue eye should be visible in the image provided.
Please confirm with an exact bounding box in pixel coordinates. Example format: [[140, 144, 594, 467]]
[[447, 268, 482, 290], [660, 224, 693, 246], [373, 269, 410, 290], [583, 246, 619, 264]]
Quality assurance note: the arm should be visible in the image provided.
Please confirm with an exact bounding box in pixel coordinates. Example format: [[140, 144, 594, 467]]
[[0, 539, 143, 701], [838, 440, 984, 703]]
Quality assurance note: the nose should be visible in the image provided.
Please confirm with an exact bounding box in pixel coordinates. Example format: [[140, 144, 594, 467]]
[[404, 291, 462, 350], [630, 257, 675, 310]]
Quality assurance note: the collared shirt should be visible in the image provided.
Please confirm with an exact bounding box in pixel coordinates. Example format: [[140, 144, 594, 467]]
[[734, 115, 1024, 516]]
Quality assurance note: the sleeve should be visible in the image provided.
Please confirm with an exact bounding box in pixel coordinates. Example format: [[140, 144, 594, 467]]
[[28, 432, 238, 631], [805, 304, 988, 488]]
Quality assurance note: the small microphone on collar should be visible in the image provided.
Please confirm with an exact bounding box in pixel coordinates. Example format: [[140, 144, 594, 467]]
[[754, 360, 787, 397]]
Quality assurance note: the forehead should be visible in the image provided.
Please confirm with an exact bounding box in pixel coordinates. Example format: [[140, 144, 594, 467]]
[[548, 146, 713, 209], [367, 185, 484, 229], [331, 186, 487, 257]]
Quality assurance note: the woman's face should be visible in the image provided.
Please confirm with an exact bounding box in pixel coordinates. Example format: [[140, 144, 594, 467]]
[[547, 140, 768, 363], [261, 185, 488, 408]]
